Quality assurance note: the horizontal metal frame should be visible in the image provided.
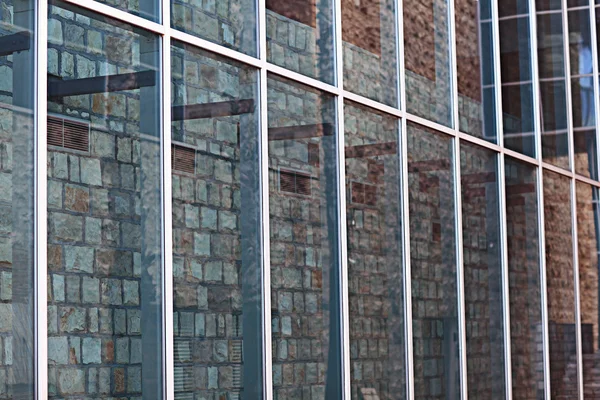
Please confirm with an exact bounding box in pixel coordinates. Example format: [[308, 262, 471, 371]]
[[30, 0, 600, 400]]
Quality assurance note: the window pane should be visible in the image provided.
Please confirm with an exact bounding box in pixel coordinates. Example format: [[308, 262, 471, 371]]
[[171, 0, 257, 56], [267, 76, 342, 399], [570, 7, 597, 178], [499, 15, 536, 157], [404, 0, 453, 127], [456, 0, 498, 142], [460, 143, 505, 399], [47, 3, 163, 398], [342, 0, 398, 106], [171, 42, 262, 399], [266, 0, 335, 84], [543, 170, 578, 399], [537, 12, 569, 169], [0, 0, 36, 396], [505, 158, 544, 400], [576, 182, 600, 398], [344, 103, 405, 399], [408, 122, 459, 400]]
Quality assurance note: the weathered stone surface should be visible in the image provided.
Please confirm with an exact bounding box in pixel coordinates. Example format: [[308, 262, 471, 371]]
[[65, 245, 94, 273]]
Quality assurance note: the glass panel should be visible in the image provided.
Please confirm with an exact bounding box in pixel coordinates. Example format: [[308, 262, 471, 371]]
[[47, 3, 163, 398], [81, 0, 158, 23], [569, 7, 597, 178], [341, 0, 398, 106], [404, 0, 453, 127], [344, 103, 405, 400], [0, 0, 36, 396], [543, 170, 578, 399], [460, 143, 505, 399], [537, 12, 569, 169], [498, 0, 528, 18], [574, 129, 597, 179], [505, 158, 544, 400], [267, 75, 341, 400], [499, 16, 536, 157], [456, 0, 497, 142], [576, 182, 600, 399], [407, 122, 459, 400], [171, 42, 262, 399], [170, 0, 257, 56], [537, 0, 561, 11], [266, 0, 334, 83]]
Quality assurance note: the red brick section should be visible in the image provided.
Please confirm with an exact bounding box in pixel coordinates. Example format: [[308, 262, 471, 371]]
[[403, 0, 436, 81]]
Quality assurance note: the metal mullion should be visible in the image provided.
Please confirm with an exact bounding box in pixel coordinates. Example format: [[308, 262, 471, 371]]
[[541, 161, 575, 178], [332, 0, 350, 394], [342, 90, 402, 118], [458, 131, 503, 153], [258, 0, 272, 392], [404, 112, 457, 137], [35, 0, 49, 396], [58, 0, 165, 33], [571, 177, 585, 400], [490, 0, 513, 394], [396, 0, 414, 397], [265, 62, 340, 95], [161, 24, 174, 400], [528, 0, 553, 397], [575, 173, 600, 188]]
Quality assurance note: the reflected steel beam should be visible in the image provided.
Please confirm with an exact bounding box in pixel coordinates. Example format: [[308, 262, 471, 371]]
[[48, 70, 156, 98], [171, 99, 255, 121], [345, 142, 397, 159], [0, 31, 30, 57], [268, 123, 333, 141]]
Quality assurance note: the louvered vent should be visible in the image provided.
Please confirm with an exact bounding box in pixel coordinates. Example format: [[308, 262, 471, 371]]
[[172, 144, 196, 174], [279, 169, 311, 196], [47, 115, 90, 152]]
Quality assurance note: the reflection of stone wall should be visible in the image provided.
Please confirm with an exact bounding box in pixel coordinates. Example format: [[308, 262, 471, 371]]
[[408, 125, 459, 400], [45, 5, 154, 398], [170, 46, 256, 399], [268, 78, 330, 400], [506, 162, 544, 400], [345, 105, 405, 400]]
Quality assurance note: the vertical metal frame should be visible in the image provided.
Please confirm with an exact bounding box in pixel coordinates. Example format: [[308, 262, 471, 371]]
[[35, 0, 49, 396], [160, 0, 174, 393], [28, 0, 600, 397], [525, 1, 554, 400], [561, 0, 585, 398], [448, 0, 470, 398], [589, 1, 600, 183]]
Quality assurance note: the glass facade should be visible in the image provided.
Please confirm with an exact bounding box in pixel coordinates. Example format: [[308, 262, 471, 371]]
[[3, 0, 600, 397]]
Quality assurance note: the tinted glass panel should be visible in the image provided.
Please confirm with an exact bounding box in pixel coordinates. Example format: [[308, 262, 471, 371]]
[[266, 0, 334, 83], [171, 42, 262, 399], [267, 75, 342, 399], [544, 170, 578, 399], [506, 158, 544, 400], [170, 0, 257, 56], [537, 12, 569, 169], [461, 143, 505, 399], [342, 0, 398, 106], [344, 103, 405, 399], [408, 122, 459, 400], [456, 0, 497, 141], [47, 3, 163, 398], [574, 129, 597, 179], [576, 182, 600, 399], [0, 0, 36, 396], [499, 16, 536, 157], [404, 0, 453, 127]]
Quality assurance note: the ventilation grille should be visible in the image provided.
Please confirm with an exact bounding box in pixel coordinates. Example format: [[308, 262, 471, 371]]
[[279, 169, 311, 196], [48, 115, 90, 152], [351, 182, 377, 206], [172, 144, 196, 174]]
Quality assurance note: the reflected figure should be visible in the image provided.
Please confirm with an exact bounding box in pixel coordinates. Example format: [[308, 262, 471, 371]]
[[579, 41, 594, 127]]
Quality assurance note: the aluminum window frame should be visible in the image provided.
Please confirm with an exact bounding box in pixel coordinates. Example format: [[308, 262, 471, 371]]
[[26, 0, 600, 397]]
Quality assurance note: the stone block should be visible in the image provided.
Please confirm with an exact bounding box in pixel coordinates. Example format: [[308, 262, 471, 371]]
[[80, 158, 102, 186], [194, 232, 211, 256], [51, 213, 83, 242], [64, 184, 89, 213], [65, 245, 94, 273], [58, 368, 85, 394], [82, 337, 101, 364], [48, 336, 69, 365], [60, 307, 86, 332], [101, 278, 122, 305], [82, 276, 100, 303]]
